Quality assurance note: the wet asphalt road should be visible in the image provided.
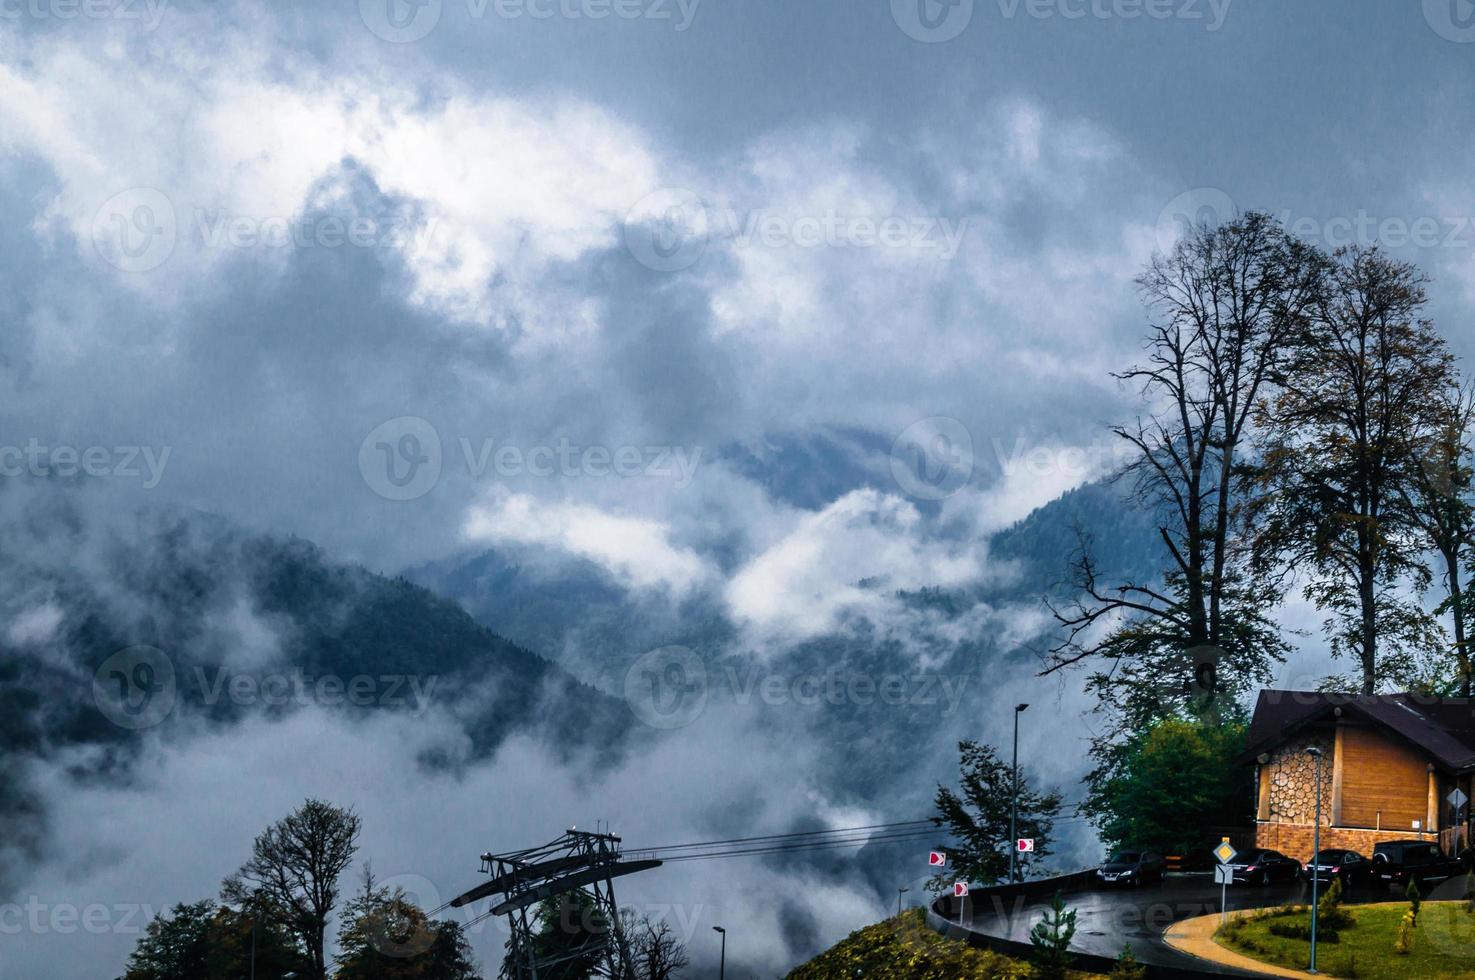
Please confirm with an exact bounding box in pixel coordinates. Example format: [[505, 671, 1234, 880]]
[[952, 871, 1451, 975]]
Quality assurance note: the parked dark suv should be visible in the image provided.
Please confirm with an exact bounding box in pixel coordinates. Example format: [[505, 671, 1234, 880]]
[[1096, 850, 1165, 886], [1303, 848, 1373, 887], [1225, 849, 1300, 885], [1370, 840, 1464, 891]]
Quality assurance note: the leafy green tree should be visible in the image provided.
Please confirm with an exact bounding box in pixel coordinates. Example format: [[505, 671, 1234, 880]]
[[1028, 892, 1077, 980], [335, 868, 481, 979], [117, 899, 303, 980], [1249, 246, 1457, 694], [118, 901, 215, 980], [1085, 716, 1250, 854], [202, 900, 307, 980], [1404, 382, 1475, 696], [932, 740, 1062, 886], [501, 892, 613, 980]]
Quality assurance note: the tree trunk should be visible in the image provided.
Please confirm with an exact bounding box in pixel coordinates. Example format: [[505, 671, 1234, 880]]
[[1359, 547, 1378, 695], [1448, 548, 1470, 698]]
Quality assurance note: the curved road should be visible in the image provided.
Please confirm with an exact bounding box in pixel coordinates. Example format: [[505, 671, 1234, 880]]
[[936, 872, 1449, 977]]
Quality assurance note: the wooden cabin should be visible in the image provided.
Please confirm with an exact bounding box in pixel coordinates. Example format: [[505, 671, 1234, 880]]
[[1242, 690, 1475, 862]]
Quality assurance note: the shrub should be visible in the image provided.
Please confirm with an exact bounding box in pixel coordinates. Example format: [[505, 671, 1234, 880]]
[[1394, 909, 1416, 954], [1406, 877, 1423, 924], [1267, 918, 1339, 943], [1317, 877, 1352, 930], [1028, 892, 1077, 980], [1108, 944, 1145, 980]]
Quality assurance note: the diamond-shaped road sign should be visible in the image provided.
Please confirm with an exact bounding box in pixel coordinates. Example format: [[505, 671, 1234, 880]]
[[929, 851, 947, 867], [1213, 840, 1238, 865], [1450, 788, 1469, 812], [953, 882, 970, 898]]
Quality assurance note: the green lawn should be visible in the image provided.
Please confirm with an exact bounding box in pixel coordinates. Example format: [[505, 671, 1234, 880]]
[[1216, 901, 1475, 979]]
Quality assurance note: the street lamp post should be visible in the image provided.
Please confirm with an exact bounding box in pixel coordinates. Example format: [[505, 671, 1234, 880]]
[[1306, 746, 1324, 975], [897, 886, 909, 918], [1010, 703, 1030, 884], [713, 925, 726, 980]]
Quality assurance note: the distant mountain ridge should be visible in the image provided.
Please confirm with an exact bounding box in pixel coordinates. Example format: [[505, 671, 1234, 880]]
[[0, 489, 633, 881]]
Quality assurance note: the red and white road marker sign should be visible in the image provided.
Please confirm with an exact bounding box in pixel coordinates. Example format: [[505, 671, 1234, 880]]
[[1017, 838, 1035, 853], [929, 851, 947, 867], [953, 882, 970, 898]]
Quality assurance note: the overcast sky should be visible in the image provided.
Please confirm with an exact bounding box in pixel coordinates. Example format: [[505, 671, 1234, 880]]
[[8, 1, 1475, 585], [5, 1, 1475, 976]]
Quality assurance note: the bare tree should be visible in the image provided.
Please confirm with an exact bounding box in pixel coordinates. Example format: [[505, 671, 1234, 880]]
[[223, 798, 362, 980], [614, 911, 689, 980], [1046, 213, 1317, 719], [1248, 246, 1456, 694]]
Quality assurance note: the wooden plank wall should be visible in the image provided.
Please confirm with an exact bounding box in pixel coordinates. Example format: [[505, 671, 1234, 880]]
[[1338, 725, 1429, 831]]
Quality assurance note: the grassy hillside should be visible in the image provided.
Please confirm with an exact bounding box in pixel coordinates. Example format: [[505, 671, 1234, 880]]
[[785, 909, 1108, 979]]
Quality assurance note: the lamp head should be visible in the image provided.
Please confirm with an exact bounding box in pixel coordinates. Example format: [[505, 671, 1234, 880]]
[[713, 926, 726, 934], [1305, 746, 1323, 758], [1016, 703, 1029, 713]]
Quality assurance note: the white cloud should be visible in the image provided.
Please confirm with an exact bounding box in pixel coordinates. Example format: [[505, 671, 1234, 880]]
[[725, 489, 983, 645], [6, 602, 63, 647], [462, 490, 711, 597], [1, 21, 661, 332]]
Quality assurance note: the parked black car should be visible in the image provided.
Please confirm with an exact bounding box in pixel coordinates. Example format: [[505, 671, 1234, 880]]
[[1096, 850, 1166, 886], [1370, 840, 1464, 890], [1224, 849, 1299, 885], [1303, 848, 1373, 886]]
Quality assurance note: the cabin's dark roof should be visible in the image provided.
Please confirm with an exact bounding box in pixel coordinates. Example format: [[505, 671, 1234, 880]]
[[1243, 690, 1475, 772]]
